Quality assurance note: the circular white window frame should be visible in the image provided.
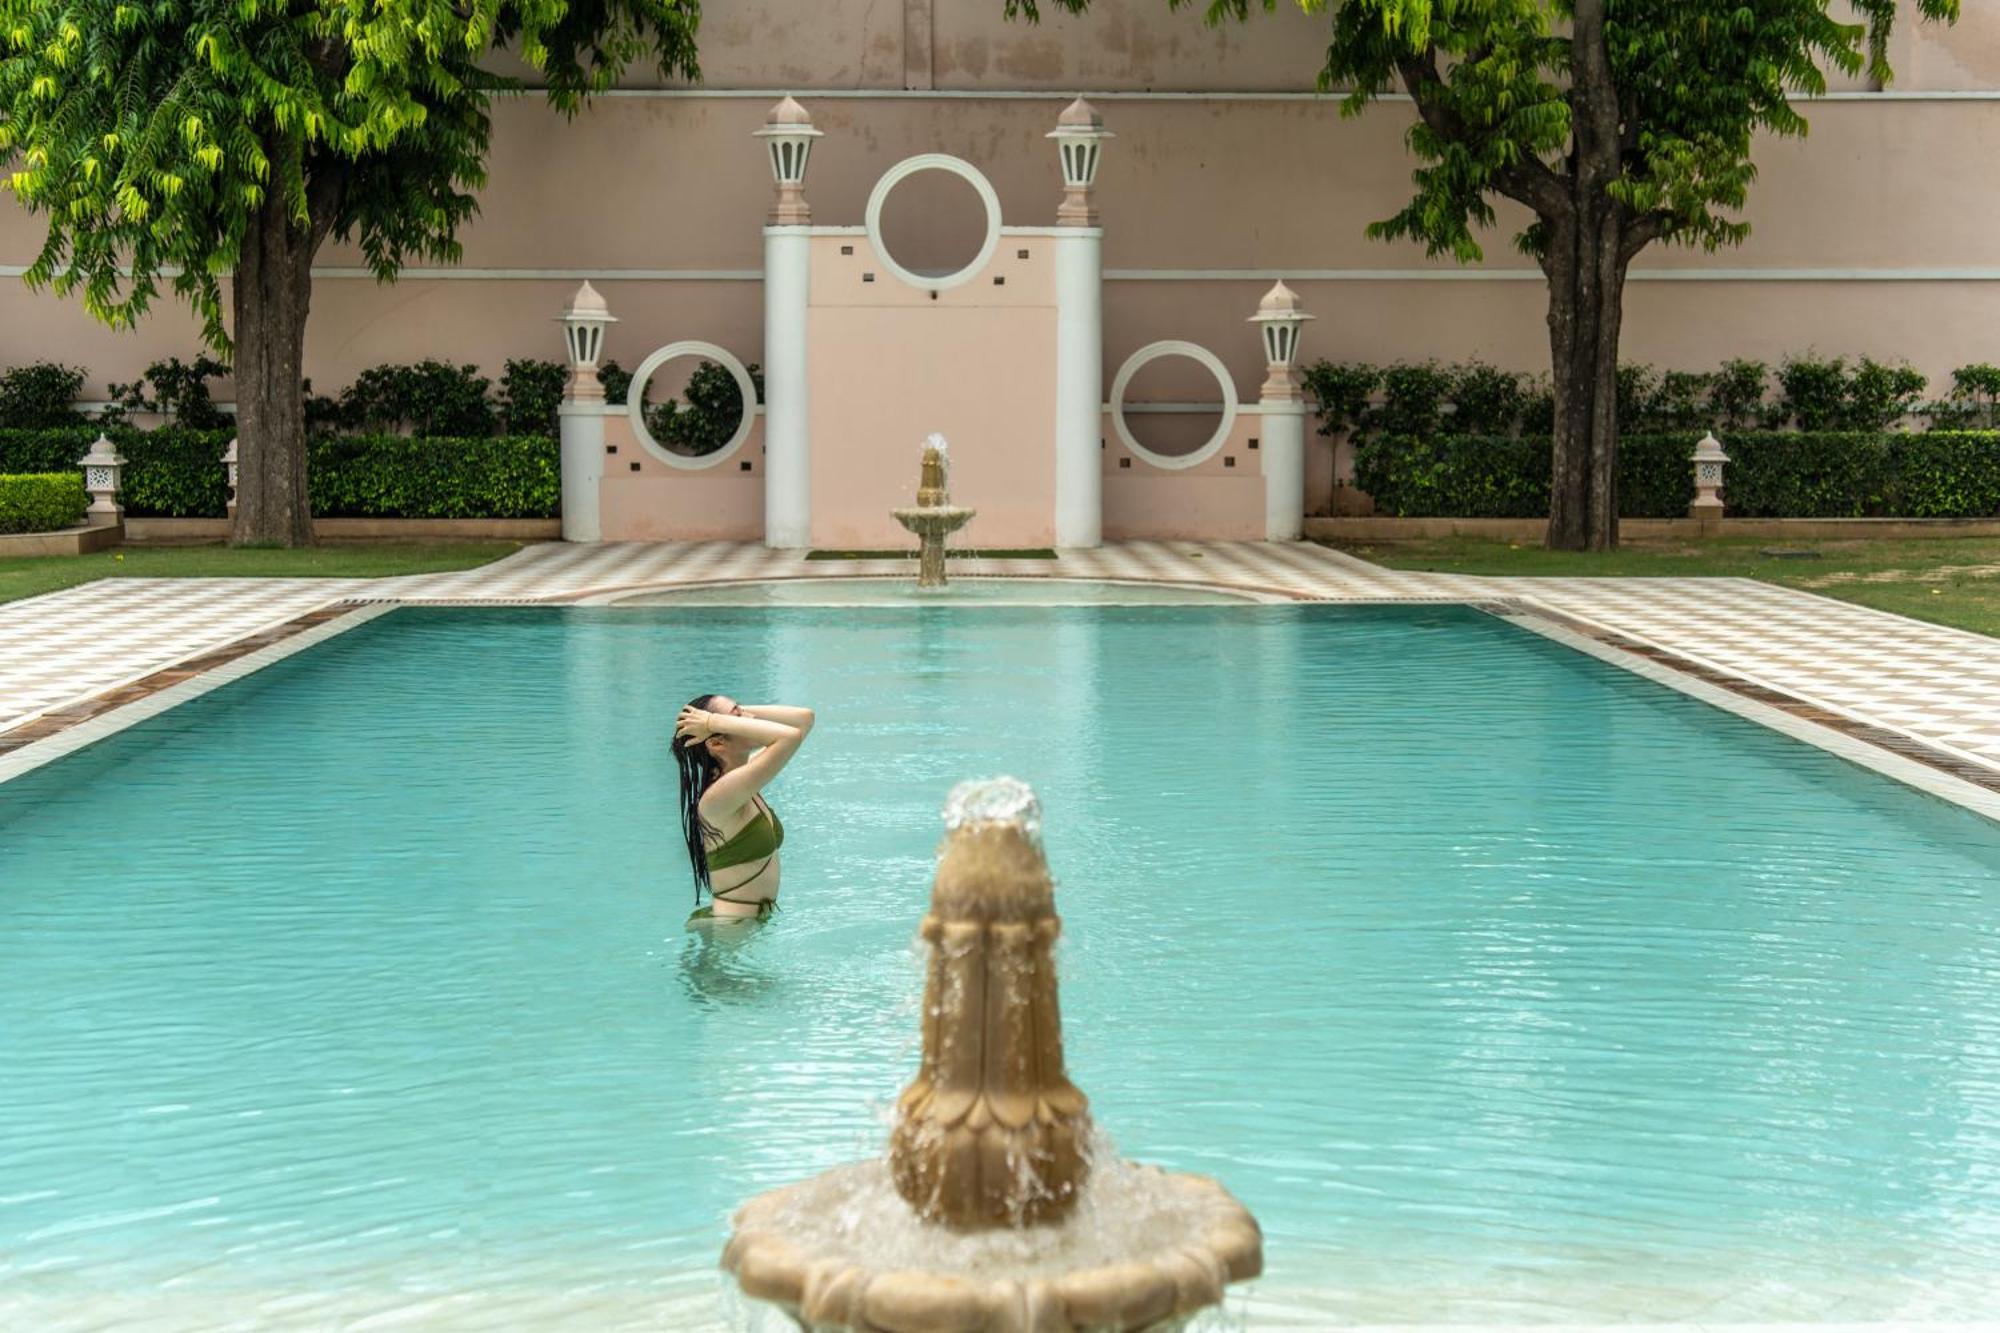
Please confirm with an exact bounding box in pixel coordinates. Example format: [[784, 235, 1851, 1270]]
[[1110, 341, 1241, 471], [863, 154, 1004, 292], [625, 341, 759, 471]]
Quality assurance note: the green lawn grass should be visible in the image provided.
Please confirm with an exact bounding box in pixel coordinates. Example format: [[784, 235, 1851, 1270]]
[[0, 542, 525, 605], [1332, 535, 2000, 638]]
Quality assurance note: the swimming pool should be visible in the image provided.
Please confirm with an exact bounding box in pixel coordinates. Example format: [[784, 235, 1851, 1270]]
[[2, 602, 1997, 1328]]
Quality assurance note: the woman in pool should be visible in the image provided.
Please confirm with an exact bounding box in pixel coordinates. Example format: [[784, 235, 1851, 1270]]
[[673, 695, 814, 925]]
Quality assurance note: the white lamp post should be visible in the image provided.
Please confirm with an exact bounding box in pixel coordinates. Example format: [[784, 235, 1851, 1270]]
[[559, 280, 617, 402], [753, 96, 822, 225], [222, 437, 239, 516], [1690, 431, 1729, 522], [1250, 282, 1314, 542], [1048, 97, 1113, 227], [1249, 280, 1315, 402], [78, 433, 127, 523]]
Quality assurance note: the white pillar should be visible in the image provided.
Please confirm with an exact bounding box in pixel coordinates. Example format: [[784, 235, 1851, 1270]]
[[1260, 403, 1307, 541], [1053, 230, 1103, 549], [558, 403, 604, 542], [763, 226, 813, 549]]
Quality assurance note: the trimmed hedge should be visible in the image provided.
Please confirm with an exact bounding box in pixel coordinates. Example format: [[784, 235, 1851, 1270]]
[[308, 435, 559, 519], [0, 472, 89, 534], [0, 429, 558, 519], [1355, 431, 2000, 519]]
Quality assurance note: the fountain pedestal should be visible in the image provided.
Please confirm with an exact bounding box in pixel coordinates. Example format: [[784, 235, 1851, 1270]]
[[893, 437, 975, 589], [721, 779, 1262, 1333]]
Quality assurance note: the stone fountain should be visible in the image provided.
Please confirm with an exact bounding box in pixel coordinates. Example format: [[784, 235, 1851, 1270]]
[[722, 778, 1262, 1332], [892, 434, 976, 589]]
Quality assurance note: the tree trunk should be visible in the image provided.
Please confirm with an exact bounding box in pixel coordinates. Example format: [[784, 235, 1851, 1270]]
[[1544, 207, 1630, 553], [230, 183, 318, 547]]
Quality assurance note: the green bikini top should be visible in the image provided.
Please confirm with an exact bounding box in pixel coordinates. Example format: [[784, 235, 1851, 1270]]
[[706, 798, 783, 871]]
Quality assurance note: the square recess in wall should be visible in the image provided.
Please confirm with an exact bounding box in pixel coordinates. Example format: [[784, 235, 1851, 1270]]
[[1119, 458, 1131, 469], [1224, 457, 1236, 468], [630, 462, 641, 472]]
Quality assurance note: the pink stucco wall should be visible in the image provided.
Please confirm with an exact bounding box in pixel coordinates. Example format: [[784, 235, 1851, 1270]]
[[1102, 409, 1264, 541], [597, 409, 764, 541], [806, 233, 1058, 550]]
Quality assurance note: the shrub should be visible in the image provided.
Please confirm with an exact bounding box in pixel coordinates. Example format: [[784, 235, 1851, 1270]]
[[1925, 364, 2000, 432], [121, 427, 235, 517], [499, 358, 569, 437], [1708, 359, 1771, 431], [645, 360, 765, 456], [307, 435, 559, 518], [106, 355, 233, 429], [0, 362, 89, 429], [1351, 431, 2000, 520], [1448, 363, 1530, 435], [1774, 354, 1928, 431], [1301, 362, 1379, 440], [0, 427, 555, 519], [0, 472, 89, 533], [337, 360, 495, 437]]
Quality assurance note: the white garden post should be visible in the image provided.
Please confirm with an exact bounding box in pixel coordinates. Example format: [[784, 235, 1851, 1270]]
[[1250, 281, 1314, 541], [78, 433, 127, 524], [1050, 98, 1111, 549], [558, 280, 618, 542], [222, 437, 239, 517], [757, 97, 822, 549]]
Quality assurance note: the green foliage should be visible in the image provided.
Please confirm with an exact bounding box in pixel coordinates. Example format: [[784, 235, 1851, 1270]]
[[0, 426, 96, 475], [1301, 362, 1379, 439], [0, 362, 88, 429], [601, 360, 635, 404], [308, 435, 559, 519], [1774, 354, 1929, 430], [0, 425, 553, 518], [1924, 363, 2000, 431], [0, 1, 703, 351], [1355, 430, 2000, 520], [121, 427, 236, 517], [335, 361, 495, 437], [1708, 359, 1772, 432], [105, 356, 233, 430], [0, 472, 88, 533], [499, 358, 569, 437], [646, 361, 766, 456]]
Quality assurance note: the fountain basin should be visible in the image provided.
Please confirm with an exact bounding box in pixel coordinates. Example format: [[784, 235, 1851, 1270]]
[[724, 1158, 1261, 1332]]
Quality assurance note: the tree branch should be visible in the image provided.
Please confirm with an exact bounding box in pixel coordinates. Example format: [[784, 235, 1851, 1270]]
[[1394, 47, 1570, 220]]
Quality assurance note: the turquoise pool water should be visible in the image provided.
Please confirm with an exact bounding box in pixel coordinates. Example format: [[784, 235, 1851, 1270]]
[[2, 603, 1998, 1328]]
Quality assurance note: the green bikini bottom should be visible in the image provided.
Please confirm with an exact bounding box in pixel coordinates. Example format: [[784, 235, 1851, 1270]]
[[687, 898, 778, 926]]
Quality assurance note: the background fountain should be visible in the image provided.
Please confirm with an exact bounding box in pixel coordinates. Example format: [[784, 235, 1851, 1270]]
[[722, 778, 1262, 1331], [892, 434, 976, 589]]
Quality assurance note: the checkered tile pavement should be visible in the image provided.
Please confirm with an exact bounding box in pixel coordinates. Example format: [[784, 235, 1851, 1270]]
[[0, 578, 369, 734], [4, 543, 1997, 775]]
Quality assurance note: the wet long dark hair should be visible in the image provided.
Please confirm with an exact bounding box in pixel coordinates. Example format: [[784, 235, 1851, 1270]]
[[674, 693, 724, 904]]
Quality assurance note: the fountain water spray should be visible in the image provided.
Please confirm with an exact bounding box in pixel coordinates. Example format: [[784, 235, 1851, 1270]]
[[722, 778, 1262, 1331]]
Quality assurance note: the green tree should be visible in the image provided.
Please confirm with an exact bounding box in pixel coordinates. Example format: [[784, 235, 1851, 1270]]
[[1009, 0, 1957, 549], [1, 1, 699, 545]]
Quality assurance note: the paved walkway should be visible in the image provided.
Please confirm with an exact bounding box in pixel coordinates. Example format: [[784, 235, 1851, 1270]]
[[3, 541, 1997, 777]]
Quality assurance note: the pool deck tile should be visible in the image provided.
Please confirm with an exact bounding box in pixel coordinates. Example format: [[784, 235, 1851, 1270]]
[[3, 541, 1997, 785]]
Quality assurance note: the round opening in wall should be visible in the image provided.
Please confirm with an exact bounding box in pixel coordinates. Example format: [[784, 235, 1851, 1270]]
[[1116, 356, 1228, 463], [1110, 342, 1240, 471], [864, 154, 1003, 292], [625, 341, 761, 471]]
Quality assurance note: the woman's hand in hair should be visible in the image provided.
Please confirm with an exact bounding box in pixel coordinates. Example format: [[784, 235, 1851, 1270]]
[[675, 705, 716, 744]]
